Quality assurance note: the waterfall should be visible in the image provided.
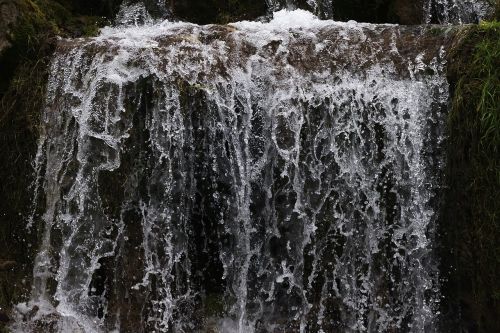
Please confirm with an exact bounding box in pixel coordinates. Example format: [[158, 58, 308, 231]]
[[265, 0, 494, 23], [424, 0, 495, 24], [12, 7, 456, 333]]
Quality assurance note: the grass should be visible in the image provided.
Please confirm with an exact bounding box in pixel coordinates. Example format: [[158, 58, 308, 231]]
[[441, 20, 500, 332], [473, 21, 500, 151]]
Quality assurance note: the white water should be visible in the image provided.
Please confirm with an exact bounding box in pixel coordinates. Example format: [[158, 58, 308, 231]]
[[424, 0, 494, 24], [266, 0, 494, 23], [14, 8, 452, 333]]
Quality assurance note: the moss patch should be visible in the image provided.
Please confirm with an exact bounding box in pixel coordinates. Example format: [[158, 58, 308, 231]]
[[441, 21, 500, 332], [0, 0, 107, 93]]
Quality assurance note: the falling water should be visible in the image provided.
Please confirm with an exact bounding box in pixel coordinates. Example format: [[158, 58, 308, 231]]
[[12, 7, 457, 333], [424, 0, 495, 24], [266, 0, 494, 23]]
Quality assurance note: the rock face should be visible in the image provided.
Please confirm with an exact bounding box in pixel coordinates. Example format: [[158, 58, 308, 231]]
[[393, 0, 427, 24], [311, 0, 426, 23], [70, 0, 122, 17], [264, 0, 494, 23], [170, 0, 267, 24]]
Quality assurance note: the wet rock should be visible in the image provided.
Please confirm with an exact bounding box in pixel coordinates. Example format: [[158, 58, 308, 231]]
[[0, 260, 15, 271], [263, 0, 427, 23], [0, 310, 9, 322], [69, 0, 122, 18], [171, 0, 267, 24], [393, 0, 426, 24], [26, 305, 39, 321]]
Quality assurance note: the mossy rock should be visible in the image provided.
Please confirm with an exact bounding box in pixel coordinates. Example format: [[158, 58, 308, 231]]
[[440, 20, 500, 332]]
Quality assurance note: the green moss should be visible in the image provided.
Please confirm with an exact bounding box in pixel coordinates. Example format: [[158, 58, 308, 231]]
[[429, 26, 445, 36], [441, 21, 500, 332], [0, 0, 106, 93], [459, 21, 500, 152]]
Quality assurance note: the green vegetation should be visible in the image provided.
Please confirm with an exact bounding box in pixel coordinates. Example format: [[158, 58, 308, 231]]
[[441, 20, 499, 332], [1, 0, 107, 94], [450, 21, 499, 152]]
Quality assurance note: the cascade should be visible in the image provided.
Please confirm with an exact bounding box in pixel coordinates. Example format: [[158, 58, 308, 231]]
[[10, 3, 469, 333], [265, 0, 494, 23], [424, 0, 495, 24]]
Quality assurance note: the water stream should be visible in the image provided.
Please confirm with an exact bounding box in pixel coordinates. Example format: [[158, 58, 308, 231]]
[[11, 4, 462, 333], [265, 0, 494, 23]]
